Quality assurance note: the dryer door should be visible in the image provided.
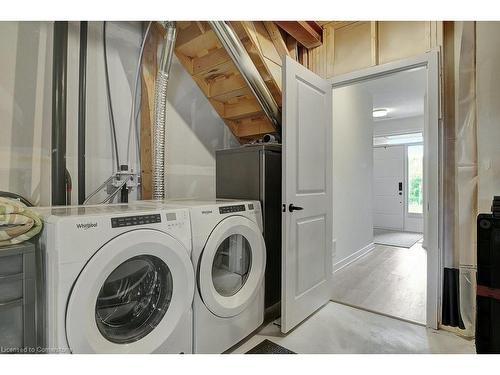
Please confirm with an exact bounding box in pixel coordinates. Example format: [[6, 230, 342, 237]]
[[65, 229, 194, 353], [198, 216, 266, 318]]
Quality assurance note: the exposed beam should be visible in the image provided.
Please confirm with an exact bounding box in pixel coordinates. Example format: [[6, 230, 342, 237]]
[[298, 45, 309, 67], [370, 21, 378, 66], [274, 21, 322, 49], [230, 116, 276, 138], [322, 21, 358, 30]]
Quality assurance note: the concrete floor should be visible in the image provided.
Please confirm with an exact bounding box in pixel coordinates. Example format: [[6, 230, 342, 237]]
[[331, 241, 426, 324], [232, 302, 475, 354]]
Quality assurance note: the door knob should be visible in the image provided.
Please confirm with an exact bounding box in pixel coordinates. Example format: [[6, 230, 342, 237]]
[[289, 204, 304, 212]]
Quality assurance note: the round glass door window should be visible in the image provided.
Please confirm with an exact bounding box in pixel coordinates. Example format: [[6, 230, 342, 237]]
[[95, 255, 173, 344], [211, 234, 252, 297]]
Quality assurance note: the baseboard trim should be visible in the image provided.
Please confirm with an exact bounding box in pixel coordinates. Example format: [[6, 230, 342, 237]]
[[333, 242, 375, 273]]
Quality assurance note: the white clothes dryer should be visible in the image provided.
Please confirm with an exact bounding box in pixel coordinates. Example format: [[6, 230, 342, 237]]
[[139, 200, 266, 354], [35, 204, 194, 354]]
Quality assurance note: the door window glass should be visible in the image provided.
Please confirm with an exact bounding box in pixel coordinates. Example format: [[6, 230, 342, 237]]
[[408, 144, 423, 214], [95, 255, 173, 344], [212, 234, 252, 297]]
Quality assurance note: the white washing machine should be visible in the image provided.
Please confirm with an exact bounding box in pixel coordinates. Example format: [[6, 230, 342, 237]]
[[35, 204, 194, 354], [139, 200, 266, 353]]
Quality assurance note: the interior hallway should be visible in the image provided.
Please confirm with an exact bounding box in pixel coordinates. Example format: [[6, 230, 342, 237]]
[[232, 302, 474, 354], [331, 241, 426, 324]]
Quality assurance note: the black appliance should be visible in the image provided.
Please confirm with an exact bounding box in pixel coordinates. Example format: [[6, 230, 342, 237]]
[[216, 144, 282, 318], [476, 196, 500, 353]]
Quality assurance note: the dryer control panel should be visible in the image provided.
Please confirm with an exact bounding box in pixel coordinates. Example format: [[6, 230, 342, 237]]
[[111, 214, 161, 228], [219, 204, 246, 214]]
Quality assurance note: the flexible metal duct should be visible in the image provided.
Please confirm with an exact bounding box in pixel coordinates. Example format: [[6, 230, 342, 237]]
[[152, 21, 177, 200], [209, 21, 282, 135]]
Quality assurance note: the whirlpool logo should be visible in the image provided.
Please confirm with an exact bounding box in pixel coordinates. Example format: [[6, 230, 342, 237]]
[[76, 222, 98, 230]]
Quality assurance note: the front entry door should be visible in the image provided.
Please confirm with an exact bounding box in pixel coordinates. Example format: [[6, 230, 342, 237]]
[[281, 56, 333, 333], [373, 145, 405, 230]]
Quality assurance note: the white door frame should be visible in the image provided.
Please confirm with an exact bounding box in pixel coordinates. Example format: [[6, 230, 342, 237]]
[[328, 51, 441, 329]]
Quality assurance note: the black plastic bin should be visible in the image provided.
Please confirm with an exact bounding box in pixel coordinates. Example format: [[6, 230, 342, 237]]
[[476, 196, 500, 353]]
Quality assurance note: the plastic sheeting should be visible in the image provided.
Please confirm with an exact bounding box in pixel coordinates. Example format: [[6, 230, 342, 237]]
[[454, 21, 477, 337]]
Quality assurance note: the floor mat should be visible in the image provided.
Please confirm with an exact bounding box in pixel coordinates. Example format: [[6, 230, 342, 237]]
[[246, 339, 296, 354], [373, 229, 423, 248]]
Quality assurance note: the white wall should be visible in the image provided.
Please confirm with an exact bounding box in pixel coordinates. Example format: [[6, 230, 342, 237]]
[[71, 21, 144, 204], [165, 56, 238, 200], [373, 115, 424, 137], [332, 83, 374, 270], [0, 21, 237, 206], [0, 22, 52, 205], [477, 22, 500, 213]]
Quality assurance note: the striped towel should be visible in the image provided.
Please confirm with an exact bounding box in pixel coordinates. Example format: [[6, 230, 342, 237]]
[[0, 197, 43, 247]]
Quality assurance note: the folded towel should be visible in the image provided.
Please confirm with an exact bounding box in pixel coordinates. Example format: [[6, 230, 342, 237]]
[[0, 197, 43, 247]]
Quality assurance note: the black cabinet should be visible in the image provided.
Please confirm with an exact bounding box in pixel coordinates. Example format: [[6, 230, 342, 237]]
[[216, 144, 282, 318], [476, 204, 500, 353]]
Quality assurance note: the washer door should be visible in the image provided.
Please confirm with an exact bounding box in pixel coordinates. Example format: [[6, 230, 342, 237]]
[[66, 229, 194, 353], [198, 216, 266, 318]]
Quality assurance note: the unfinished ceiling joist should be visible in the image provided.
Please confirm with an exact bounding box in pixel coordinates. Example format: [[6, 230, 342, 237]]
[[274, 21, 323, 49], [172, 21, 284, 143]]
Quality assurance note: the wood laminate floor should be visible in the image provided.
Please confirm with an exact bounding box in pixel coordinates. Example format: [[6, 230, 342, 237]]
[[232, 302, 474, 354], [331, 241, 426, 324]]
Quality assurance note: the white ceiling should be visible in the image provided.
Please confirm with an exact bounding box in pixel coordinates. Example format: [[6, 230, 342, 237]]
[[361, 66, 427, 121]]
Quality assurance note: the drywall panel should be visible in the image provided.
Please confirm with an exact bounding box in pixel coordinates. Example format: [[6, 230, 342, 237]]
[[0, 22, 52, 205], [378, 22, 431, 64], [0, 21, 237, 206], [164, 56, 238, 200], [332, 83, 374, 267], [477, 22, 500, 213], [333, 22, 372, 76], [76, 21, 143, 204]]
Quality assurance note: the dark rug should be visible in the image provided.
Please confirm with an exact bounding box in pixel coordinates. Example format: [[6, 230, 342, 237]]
[[246, 339, 296, 354]]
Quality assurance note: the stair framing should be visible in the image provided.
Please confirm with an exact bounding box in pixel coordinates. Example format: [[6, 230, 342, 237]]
[[174, 21, 284, 143]]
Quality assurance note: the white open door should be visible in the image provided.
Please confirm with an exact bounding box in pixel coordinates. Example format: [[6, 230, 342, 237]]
[[281, 56, 333, 333]]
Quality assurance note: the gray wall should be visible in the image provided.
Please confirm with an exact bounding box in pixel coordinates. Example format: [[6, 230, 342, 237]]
[[0, 21, 237, 206], [0, 22, 52, 205], [332, 83, 374, 269]]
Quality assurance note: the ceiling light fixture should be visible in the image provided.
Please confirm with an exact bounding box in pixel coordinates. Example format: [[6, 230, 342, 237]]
[[373, 108, 389, 118]]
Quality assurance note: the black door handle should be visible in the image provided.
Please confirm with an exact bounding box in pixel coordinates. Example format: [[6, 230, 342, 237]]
[[289, 204, 304, 212]]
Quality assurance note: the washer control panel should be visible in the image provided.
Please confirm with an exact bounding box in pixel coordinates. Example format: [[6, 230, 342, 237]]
[[111, 214, 161, 228], [219, 204, 246, 214]]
